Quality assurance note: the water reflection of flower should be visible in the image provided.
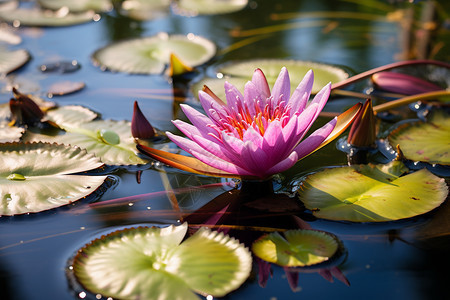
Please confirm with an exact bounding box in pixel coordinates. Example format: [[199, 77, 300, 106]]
[[137, 67, 361, 179]]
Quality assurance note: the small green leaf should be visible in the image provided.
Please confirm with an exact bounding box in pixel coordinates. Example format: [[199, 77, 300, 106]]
[[252, 230, 340, 267], [7, 173, 26, 181], [70, 223, 252, 299], [388, 110, 450, 165], [97, 129, 120, 145], [298, 161, 448, 222]]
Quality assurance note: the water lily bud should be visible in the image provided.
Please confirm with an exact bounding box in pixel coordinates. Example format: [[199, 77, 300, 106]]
[[131, 101, 155, 139], [371, 72, 442, 95], [9, 88, 44, 126], [347, 99, 376, 147]]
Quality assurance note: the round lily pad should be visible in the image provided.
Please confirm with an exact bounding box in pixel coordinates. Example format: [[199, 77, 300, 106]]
[[252, 230, 340, 267], [298, 161, 448, 222], [388, 110, 450, 165], [0, 47, 30, 74], [69, 223, 252, 299], [191, 59, 348, 100], [38, 0, 113, 13], [118, 0, 171, 21], [172, 0, 248, 16], [0, 7, 96, 27], [23, 119, 150, 165], [0, 142, 107, 216], [92, 33, 216, 74]]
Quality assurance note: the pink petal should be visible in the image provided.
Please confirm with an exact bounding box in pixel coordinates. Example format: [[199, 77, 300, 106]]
[[172, 119, 216, 141], [242, 126, 263, 149], [309, 82, 331, 120], [289, 69, 314, 115], [198, 91, 229, 120], [271, 67, 290, 108], [251, 68, 270, 98], [167, 132, 252, 176], [240, 139, 269, 176], [243, 81, 263, 116], [264, 151, 298, 175], [224, 81, 244, 113], [293, 117, 337, 159], [190, 133, 242, 164]]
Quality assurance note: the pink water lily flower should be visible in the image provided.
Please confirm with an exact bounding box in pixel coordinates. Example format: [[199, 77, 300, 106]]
[[165, 67, 342, 179]]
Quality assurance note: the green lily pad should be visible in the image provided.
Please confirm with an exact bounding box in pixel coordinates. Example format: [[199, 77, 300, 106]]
[[44, 105, 98, 129], [38, 0, 113, 13], [0, 125, 24, 142], [388, 110, 450, 165], [23, 119, 149, 165], [191, 59, 348, 100], [172, 0, 248, 16], [0, 142, 107, 216], [70, 223, 252, 299], [118, 0, 171, 21], [298, 161, 448, 222], [252, 230, 340, 267], [0, 47, 30, 74], [0, 7, 96, 27], [92, 33, 216, 74]]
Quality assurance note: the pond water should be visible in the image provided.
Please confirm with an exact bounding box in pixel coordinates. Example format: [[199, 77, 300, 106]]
[[0, 0, 449, 299]]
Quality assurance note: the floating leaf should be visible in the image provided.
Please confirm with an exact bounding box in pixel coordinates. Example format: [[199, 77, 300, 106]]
[[0, 47, 30, 74], [70, 223, 251, 299], [118, 0, 171, 21], [388, 110, 450, 165], [192, 59, 348, 100], [44, 105, 98, 129], [92, 33, 216, 74], [172, 0, 248, 16], [298, 161, 448, 222], [47, 80, 86, 96], [0, 7, 96, 27], [252, 230, 340, 267], [0, 142, 107, 216], [38, 0, 113, 13], [23, 120, 149, 165], [0, 124, 24, 142]]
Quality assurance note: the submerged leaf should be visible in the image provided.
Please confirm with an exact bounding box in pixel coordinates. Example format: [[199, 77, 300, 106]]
[[252, 230, 340, 267], [70, 223, 251, 299], [92, 33, 216, 74], [298, 161, 448, 222], [0, 142, 107, 216], [388, 110, 450, 165]]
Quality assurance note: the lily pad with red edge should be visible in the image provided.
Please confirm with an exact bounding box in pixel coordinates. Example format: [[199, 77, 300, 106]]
[[0, 7, 97, 27], [68, 223, 252, 300], [23, 119, 150, 166], [92, 33, 216, 75], [298, 161, 448, 222], [172, 0, 248, 16], [191, 59, 348, 101], [252, 230, 341, 267], [0, 47, 30, 74], [0, 142, 107, 216], [388, 110, 450, 165], [37, 0, 113, 13]]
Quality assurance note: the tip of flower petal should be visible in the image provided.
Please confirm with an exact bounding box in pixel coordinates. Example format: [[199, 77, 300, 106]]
[[131, 101, 155, 139]]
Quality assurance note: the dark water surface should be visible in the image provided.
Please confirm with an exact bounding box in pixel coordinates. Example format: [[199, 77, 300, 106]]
[[1, 1, 449, 299]]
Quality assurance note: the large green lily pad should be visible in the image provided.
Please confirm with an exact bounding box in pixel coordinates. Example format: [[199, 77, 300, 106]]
[[252, 230, 340, 267], [44, 105, 98, 129], [172, 0, 248, 16], [0, 7, 96, 27], [92, 33, 216, 74], [191, 59, 348, 100], [0, 142, 107, 216], [23, 119, 149, 165], [38, 0, 113, 13], [298, 161, 448, 222], [388, 110, 450, 165], [70, 223, 252, 299]]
